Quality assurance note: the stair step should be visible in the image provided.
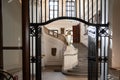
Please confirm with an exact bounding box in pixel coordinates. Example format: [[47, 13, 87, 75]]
[[67, 70, 88, 74], [62, 70, 88, 76], [68, 68, 88, 73], [73, 65, 87, 69]]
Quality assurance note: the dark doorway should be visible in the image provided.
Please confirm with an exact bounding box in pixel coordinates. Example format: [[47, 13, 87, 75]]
[[73, 24, 80, 43], [60, 28, 65, 34]]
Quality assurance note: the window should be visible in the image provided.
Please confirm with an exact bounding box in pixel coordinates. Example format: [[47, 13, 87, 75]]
[[49, 0, 59, 19], [66, 0, 76, 17]]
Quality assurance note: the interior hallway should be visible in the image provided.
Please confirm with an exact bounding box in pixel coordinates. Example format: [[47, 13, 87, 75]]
[[42, 43, 88, 80], [42, 72, 87, 80]]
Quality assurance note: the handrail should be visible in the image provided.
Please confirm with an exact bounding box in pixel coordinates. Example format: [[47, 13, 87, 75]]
[[43, 27, 68, 45], [63, 45, 78, 70]]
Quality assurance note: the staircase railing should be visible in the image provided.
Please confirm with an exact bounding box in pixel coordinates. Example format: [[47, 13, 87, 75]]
[[63, 44, 78, 71], [43, 27, 68, 45]]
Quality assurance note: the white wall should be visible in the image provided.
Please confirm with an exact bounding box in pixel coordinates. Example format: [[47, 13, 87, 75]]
[[42, 27, 66, 65], [45, 20, 79, 33], [2, 0, 22, 70], [45, 20, 88, 46]]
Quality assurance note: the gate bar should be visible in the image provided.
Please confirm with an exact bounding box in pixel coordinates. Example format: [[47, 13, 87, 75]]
[[92, 0, 93, 23], [76, 0, 77, 17], [99, 36, 102, 75], [35, 26, 41, 80], [79, 0, 81, 18], [62, 0, 63, 16], [41, 0, 42, 22], [96, 27, 99, 80], [83, 0, 85, 20], [53, 0, 55, 18], [101, 0, 102, 24], [104, 38, 106, 80], [49, 0, 50, 19], [32, 0, 33, 23], [45, 0, 46, 22], [31, 35, 34, 80], [57, 0, 59, 17], [36, 0, 38, 23], [71, 0, 72, 17], [96, 0, 98, 23], [88, 0, 89, 22], [0, 0, 3, 70], [22, 0, 30, 79], [104, 0, 106, 23]]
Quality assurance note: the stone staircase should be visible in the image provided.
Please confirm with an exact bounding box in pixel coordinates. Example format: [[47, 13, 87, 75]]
[[62, 43, 88, 76], [43, 27, 68, 45]]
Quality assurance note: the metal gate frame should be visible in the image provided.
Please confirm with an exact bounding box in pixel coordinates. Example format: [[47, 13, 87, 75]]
[[88, 25, 109, 80], [22, 0, 109, 80], [0, 0, 3, 70]]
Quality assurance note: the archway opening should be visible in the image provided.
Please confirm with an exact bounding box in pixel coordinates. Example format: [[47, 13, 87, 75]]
[[27, 0, 110, 80]]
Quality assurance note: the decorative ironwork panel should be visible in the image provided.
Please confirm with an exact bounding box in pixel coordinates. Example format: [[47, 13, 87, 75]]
[[99, 27, 109, 37], [98, 26, 109, 80], [30, 26, 36, 36], [29, 26, 42, 80]]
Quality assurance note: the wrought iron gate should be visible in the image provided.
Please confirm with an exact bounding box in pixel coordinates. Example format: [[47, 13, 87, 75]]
[[88, 26, 109, 80], [30, 26, 42, 80], [27, 0, 109, 80]]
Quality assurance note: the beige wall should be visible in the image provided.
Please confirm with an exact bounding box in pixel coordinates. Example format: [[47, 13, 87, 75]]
[[42, 27, 66, 65], [45, 19, 88, 46], [111, 0, 120, 67], [45, 20, 79, 33], [2, 0, 22, 70]]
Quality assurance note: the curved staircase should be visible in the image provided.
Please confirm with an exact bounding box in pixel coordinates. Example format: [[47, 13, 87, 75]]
[[43, 27, 88, 76], [62, 43, 88, 76], [43, 27, 68, 45]]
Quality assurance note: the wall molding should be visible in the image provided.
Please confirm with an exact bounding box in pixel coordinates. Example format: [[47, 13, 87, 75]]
[[2, 46, 22, 50]]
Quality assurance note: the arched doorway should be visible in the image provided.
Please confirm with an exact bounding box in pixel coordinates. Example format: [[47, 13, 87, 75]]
[[22, 0, 109, 80]]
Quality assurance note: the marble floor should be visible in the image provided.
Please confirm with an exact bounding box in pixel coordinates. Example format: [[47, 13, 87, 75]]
[[42, 71, 87, 80], [42, 66, 88, 80], [41, 43, 88, 80]]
